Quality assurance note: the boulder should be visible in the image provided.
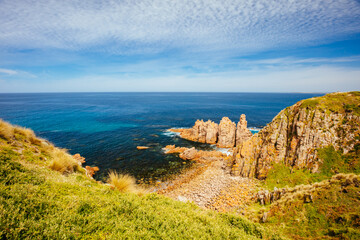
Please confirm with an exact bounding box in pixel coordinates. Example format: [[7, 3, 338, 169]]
[[179, 147, 197, 160]]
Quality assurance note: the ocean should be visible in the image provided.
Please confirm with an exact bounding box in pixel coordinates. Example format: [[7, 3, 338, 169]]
[[0, 92, 323, 181]]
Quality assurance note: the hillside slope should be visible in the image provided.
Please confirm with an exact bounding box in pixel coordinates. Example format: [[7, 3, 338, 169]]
[[249, 173, 360, 239], [232, 92, 360, 179], [0, 119, 281, 239]]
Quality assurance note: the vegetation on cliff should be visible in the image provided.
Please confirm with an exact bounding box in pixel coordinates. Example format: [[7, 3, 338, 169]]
[[232, 91, 360, 179], [299, 91, 360, 116], [246, 92, 360, 239], [250, 173, 360, 239], [0, 119, 280, 239]]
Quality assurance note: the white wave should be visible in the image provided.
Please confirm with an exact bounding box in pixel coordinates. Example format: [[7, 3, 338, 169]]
[[249, 127, 262, 133], [214, 147, 233, 156], [162, 130, 181, 137]]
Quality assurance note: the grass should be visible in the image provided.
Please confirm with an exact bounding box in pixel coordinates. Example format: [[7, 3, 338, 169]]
[[0, 120, 13, 140], [264, 145, 360, 190], [48, 148, 84, 174], [107, 170, 137, 193], [256, 142, 360, 239], [299, 91, 360, 116], [264, 164, 320, 189], [259, 174, 360, 239], [0, 119, 283, 239]]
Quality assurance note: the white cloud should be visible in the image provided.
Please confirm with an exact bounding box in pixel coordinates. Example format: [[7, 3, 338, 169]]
[[0, 68, 18, 75], [1, 65, 359, 93], [0, 0, 359, 54]]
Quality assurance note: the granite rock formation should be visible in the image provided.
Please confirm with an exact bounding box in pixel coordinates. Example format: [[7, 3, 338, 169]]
[[162, 145, 226, 161], [232, 92, 360, 179], [236, 114, 253, 146], [175, 120, 219, 144], [217, 117, 236, 148], [172, 115, 252, 148]]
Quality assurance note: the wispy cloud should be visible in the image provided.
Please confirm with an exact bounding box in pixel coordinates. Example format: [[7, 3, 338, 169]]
[[1, 64, 359, 93], [0, 68, 18, 75], [0, 0, 359, 55]]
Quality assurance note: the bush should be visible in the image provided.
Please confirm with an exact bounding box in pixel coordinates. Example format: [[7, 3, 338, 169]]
[[107, 171, 137, 193], [265, 164, 317, 189], [48, 149, 82, 174], [0, 119, 14, 140]]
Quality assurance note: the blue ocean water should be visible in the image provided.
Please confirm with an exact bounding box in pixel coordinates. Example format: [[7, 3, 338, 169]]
[[0, 92, 323, 181]]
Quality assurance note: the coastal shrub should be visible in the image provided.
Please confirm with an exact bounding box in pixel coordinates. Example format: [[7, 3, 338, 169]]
[[48, 148, 82, 174], [107, 170, 143, 194], [0, 119, 14, 140], [14, 126, 42, 145], [265, 164, 317, 189], [318, 146, 344, 176], [261, 176, 360, 239], [299, 92, 360, 116], [300, 99, 319, 109]]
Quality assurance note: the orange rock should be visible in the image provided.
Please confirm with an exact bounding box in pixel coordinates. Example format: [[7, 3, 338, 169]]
[[85, 166, 99, 178], [73, 153, 85, 164], [137, 146, 150, 150], [164, 145, 226, 161]]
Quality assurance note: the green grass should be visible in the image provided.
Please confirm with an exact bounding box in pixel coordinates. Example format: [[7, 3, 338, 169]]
[[264, 164, 321, 189], [299, 91, 360, 116], [262, 175, 360, 239], [264, 145, 360, 190], [0, 119, 282, 239]]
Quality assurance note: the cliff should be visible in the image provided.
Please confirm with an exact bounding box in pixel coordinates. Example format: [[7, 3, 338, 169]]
[[232, 92, 360, 179]]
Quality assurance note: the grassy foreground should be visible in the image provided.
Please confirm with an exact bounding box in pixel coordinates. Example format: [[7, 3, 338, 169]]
[[0, 119, 281, 239]]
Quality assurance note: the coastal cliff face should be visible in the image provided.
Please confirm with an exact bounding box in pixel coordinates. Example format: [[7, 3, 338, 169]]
[[174, 115, 252, 147], [232, 92, 360, 179]]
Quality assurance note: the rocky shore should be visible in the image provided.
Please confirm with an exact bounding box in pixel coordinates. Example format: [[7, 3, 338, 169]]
[[159, 92, 360, 213], [159, 114, 258, 210]]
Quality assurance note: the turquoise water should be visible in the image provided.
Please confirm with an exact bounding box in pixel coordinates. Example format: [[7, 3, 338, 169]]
[[0, 92, 323, 181]]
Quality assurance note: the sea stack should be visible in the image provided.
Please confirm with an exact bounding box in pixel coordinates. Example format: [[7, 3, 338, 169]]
[[236, 114, 253, 146], [217, 117, 236, 148], [204, 120, 219, 144]]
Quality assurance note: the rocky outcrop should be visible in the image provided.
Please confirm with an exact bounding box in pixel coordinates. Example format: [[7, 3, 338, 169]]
[[205, 120, 219, 144], [232, 92, 360, 179], [162, 145, 226, 161], [255, 187, 287, 205], [137, 146, 150, 150], [171, 115, 252, 148], [236, 114, 253, 146], [175, 120, 219, 144], [217, 117, 236, 148]]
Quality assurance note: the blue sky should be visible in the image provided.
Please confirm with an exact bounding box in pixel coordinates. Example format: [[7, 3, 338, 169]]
[[0, 0, 360, 92]]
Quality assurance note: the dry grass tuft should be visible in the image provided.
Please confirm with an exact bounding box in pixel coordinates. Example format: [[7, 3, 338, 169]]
[[107, 171, 137, 193], [49, 148, 82, 174], [0, 119, 14, 140], [14, 127, 43, 145], [107, 171, 148, 195]]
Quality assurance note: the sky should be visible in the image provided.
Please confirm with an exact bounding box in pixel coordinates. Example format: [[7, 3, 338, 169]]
[[0, 0, 360, 93]]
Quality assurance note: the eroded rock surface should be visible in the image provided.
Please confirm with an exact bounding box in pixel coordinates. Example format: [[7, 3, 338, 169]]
[[236, 114, 253, 146], [217, 117, 236, 148], [232, 92, 360, 179], [170, 115, 252, 148], [163, 145, 226, 161]]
